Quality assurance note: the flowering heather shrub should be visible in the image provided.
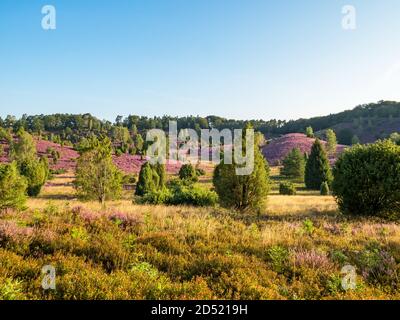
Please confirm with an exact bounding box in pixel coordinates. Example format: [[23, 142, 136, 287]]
[[0, 221, 33, 245], [109, 212, 142, 229], [71, 206, 102, 224], [1, 195, 400, 299], [293, 249, 333, 270], [357, 248, 398, 288], [323, 223, 342, 235]]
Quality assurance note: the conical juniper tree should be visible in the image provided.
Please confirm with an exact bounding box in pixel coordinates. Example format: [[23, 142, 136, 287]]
[[304, 139, 332, 190]]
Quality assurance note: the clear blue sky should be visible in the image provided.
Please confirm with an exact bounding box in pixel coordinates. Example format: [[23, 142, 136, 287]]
[[1, 0, 400, 121]]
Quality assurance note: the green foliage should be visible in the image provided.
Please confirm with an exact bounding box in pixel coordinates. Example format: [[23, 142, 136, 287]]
[[304, 139, 332, 190], [351, 135, 360, 145], [325, 129, 337, 155], [140, 188, 173, 205], [10, 130, 37, 163], [179, 163, 198, 182], [213, 124, 270, 213], [195, 167, 206, 176], [18, 157, 49, 197], [389, 132, 400, 145], [0, 279, 24, 300], [280, 148, 305, 180], [267, 246, 289, 273], [10, 131, 49, 197], [134, 134, 144, 154], [279, 182, 296, 195], [0, 162, 27, 211], [122, 174, 137, 185], [306, 126, 314, 138], [167, 182, 218, 207], [75, 137, 123, 204], [47, 147, 61, 164], [332, 140, 400, 218], [154, 163, 166, 188], [337, 128, 353, 145], [135, 162, 165, 196], [302, 219, 315, 235], [141, 181, 218, 207], [320, 181, 330, 196]]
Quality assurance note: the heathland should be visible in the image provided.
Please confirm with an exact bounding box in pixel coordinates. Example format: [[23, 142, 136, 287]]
[[1, 103, 400, 300]]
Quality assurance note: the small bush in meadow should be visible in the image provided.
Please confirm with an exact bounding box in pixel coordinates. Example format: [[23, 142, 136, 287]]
[[302, 219, 315, 235], [179, 163, 198, 182], [279, 182, 296, 195], [140, 188, 173, 205], [141, 181, 218, 207], [267, 246, 289, 273], [320, 181, 330, 196], [168, 183, 218, 207]]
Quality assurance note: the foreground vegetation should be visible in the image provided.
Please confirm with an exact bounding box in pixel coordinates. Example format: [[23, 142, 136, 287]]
[[1, 173, 400, 300]]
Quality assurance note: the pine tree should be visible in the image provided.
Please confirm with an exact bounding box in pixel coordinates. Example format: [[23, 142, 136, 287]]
[[75, 137, 122, 204], [281, 148, 305, 180], [213, 124, 270, 213], [304, 139, 332, 190]]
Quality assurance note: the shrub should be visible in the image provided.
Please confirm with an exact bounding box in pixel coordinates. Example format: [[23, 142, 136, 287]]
[[195, 167, 206, 176], [179, 163, 198, 182], [75, 137, 123, 204], [140, 188, 173, 205], [213, 124, 270, 213], [0, 163, 27, 211], [153, 163, 166, 188], [267, 246, 289, 273], [10, 130, 49, 196], [280, 148, 305, 180], [332, 140, 400, 218], [18, 157, 48, 197], [279, 182, 296, 195], [135, 162, 160, 196], [320, 181, 330, 196], [305, 139, 332, 190], [168, 183, 218, 207], [141, 182, 218, 207], [122, 174, 137, 185]]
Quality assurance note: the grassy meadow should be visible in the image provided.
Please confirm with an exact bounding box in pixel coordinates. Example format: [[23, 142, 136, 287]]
[[1, 167, 399, 300]]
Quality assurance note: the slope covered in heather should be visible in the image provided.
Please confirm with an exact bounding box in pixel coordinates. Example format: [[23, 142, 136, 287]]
[[262, 133, 347, 166]]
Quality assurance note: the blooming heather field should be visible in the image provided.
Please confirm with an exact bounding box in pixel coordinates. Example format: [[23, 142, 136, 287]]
[[262, 133, 347, 165], [1, 139, 216, 175], [1, 168, 400, 300]]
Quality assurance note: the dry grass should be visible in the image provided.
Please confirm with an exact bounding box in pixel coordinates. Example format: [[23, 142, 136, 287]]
[[1, 171, 400, 300]]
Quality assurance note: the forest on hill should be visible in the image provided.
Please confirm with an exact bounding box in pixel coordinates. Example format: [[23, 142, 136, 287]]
[[0, 101, 399, 147]]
